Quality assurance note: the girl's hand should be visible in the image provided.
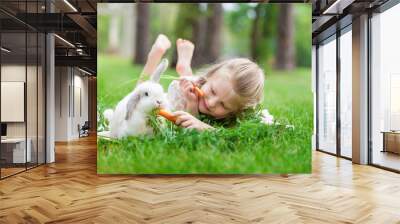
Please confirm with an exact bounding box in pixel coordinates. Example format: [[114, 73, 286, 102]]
[[179, 79, 197, 101], [179, 79, 199, 115], [173, 111, 214, 131]]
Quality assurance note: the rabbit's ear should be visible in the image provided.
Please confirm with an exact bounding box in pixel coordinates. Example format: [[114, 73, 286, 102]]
[[150, 58, 169, 83], [125, 92, 141, 120]]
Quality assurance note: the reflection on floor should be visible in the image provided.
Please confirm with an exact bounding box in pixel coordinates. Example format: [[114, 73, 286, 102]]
[[0, 167, 25, 178], [373, 150, 400, 171], [0, 162, 43, 178]]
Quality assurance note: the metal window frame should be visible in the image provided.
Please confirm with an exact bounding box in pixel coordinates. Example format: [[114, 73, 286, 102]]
[[315, 17, 353, 161], [316, 33, 339, 157]]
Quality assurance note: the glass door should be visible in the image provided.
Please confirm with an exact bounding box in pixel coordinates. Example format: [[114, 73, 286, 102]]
[[27, 30, 38, 169], [370, 3, 400, 171], [317, 35, 337, 154], [0, 1, 46, 179], [339, 27, 352, 158], [1, 30, 28, 178]]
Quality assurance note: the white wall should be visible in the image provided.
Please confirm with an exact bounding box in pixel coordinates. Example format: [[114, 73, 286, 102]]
[[1, 66, 26, 129], [1, 64, 46, 164], [1, 65, 40, 138], [72, 72, 89, 138], [55, 67, 69, 141], [1, 65, 26, 140], [54, 67, 89, 141]]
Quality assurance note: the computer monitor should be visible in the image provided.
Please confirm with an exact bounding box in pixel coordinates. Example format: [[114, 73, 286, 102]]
[[1, 123, 7, 137]]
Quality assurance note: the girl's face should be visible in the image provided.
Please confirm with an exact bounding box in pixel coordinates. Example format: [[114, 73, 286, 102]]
[[198, 69, 242, 119]]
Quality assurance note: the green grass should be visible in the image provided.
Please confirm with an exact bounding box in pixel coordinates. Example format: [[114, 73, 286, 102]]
[[97, 54, 312, 174]]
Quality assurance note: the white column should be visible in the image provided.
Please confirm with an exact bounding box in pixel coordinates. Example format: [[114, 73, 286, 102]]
[[352, 14, 369, 164], [46, 33, 55, 163], [45, 1, 55, 163]]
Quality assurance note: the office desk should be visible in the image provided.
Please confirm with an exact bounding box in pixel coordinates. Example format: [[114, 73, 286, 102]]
[[1, 138, 31, 163], [382, 131, 400, 154]]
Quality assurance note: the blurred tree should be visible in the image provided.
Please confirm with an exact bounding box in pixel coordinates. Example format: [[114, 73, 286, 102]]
[[98, 14, 110, 53], [120, 4, 135, 59], [261, 4, 279, 66], [171, 3, 223, 68], [276, 4, 295, 70], [250, 4, 279, 66], [108, 14, 119, 53], [226, 4, 253, 57], [294, 5, 311, 68], [191, 3, 207, 68], [203, 3, 223, 64], [250, 4, 262, 61], [149, 4, 179, 62], [134, 3, 150, 65], [171, 4, 198, 68]]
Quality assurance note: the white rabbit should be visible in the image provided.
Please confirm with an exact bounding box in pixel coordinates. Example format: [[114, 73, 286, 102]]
[[104, 59, 170, 139]]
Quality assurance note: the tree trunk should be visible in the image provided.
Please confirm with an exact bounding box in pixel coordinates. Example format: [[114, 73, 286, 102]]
[[191, 4, 207, 68], [108, 15, 119, 53], [276, 4, 295, 70], [134, 3, 150, 65], [203, 3, 223, 64], [171, 4, 196, 68], [250, 4, 262, 61]]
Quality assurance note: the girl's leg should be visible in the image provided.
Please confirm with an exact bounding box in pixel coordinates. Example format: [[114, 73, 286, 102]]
[[176, 38, 194, 77], [138, 34, 171, 83]]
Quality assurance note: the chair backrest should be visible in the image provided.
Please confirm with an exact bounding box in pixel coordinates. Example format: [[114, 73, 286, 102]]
[[82, 121, 90, 129]]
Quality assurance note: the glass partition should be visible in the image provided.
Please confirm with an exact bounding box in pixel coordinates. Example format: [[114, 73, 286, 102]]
[[371, 3, 400, 171], [27, 30, 38, 169], [317, 35, 337, 154], [0, 1, 46, 179], [38, 32, 45, 165], [339, 27, 352, 158], [1, 31, 28, 177]]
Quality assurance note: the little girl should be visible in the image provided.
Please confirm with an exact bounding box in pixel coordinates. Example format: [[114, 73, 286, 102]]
[[140, 34, 265, 131]]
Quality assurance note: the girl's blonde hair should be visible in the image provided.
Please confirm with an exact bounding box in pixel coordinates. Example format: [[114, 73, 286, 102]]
[[197, 58, 265, 111]]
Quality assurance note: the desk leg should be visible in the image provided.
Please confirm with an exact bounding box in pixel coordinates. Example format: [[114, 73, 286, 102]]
[[382, 133, 386, 153]]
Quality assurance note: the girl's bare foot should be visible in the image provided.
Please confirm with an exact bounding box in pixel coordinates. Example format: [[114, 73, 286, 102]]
[[176, 38, 194, 76], [141, 34, 171, 79], [151, 34, 171, 57]]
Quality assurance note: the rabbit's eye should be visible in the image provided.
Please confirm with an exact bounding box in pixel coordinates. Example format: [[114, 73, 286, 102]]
[[144, 92, 149, 96]]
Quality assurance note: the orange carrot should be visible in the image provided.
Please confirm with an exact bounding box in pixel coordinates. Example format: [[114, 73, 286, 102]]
[[157, 109, 177, 123], [193, 86, 204, 97]]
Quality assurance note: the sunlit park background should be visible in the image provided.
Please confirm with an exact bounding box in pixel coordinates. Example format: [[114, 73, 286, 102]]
[[97, 3, 313, 174]]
